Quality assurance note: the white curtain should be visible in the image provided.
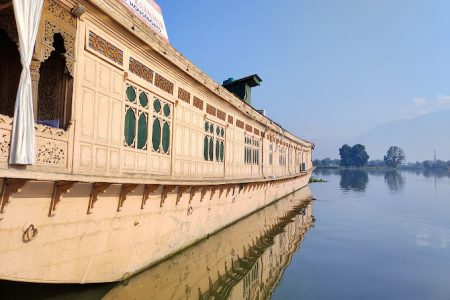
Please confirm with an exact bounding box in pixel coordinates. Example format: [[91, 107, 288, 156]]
[[9, 0, 44, 165]]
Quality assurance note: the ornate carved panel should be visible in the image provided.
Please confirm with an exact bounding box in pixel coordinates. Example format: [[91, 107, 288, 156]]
[[154, 73, 174, 95], [178, 87, 190, 103], [88, 31, 124, 66], [236, 119, 244, 129], [206, 104, 217, 117], [193, 96, 203, 110], [38, 0, 77, 76], [35, 140, 66, 167], [217, 109, 226, 121], [129, 57, 154, 83], [245, 124, 252, 133], [0, 132, 10, 161]]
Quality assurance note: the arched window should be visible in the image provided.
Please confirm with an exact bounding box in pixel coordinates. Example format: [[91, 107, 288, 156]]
[[38, 33, 73, 129], [0, 28, 21, 117]]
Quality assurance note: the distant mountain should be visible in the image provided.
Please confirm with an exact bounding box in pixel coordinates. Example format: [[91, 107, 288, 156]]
[[352, 109, 450, 162]]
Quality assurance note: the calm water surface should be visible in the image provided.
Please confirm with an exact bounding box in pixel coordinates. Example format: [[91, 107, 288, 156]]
[[1, 169, 449, 299], [273, 169, 450, 300]]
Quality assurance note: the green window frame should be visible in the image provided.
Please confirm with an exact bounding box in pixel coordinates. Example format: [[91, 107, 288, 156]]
[[152, 97, 172, 155], [204, 120, 225, 162], [124, 84, 149, 150]]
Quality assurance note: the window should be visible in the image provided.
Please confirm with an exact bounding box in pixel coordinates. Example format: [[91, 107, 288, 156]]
[[279, 146, 286, 166], [203, 121, 225, 162], [0, 28, 21, 117], [152, 97, 172, 154], [38, 33, 73, 129], [124, 84, 149, 150], [269, 143, 273, 165], [244, 136, 260, 165]]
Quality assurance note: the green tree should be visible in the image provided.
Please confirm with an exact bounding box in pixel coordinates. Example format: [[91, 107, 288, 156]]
[[384, 146, 405, 168], [339, 144, 353, 167], [351, 144, 369, 167]]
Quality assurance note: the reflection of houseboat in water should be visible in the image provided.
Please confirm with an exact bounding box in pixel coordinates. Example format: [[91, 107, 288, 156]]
[[0, 0, 313, 283], [103, 187, 314, 300]]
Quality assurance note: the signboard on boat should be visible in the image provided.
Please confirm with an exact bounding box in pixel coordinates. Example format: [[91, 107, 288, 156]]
[[121, 0, 169, 41]]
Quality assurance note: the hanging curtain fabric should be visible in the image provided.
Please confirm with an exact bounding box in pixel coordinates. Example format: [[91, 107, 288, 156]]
[[9, 0, 44, 165]]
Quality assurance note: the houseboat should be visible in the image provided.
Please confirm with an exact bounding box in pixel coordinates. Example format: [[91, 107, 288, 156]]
[[0, 0, 314, 283]]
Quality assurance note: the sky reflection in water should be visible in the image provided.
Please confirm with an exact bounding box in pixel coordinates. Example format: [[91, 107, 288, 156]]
[[273, 169, 450, 300]]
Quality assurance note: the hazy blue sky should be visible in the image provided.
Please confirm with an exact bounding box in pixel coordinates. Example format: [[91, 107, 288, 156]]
[[158, 0, 450, 159]]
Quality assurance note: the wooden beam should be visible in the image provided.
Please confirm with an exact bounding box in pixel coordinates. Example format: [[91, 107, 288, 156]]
[[48, 181, 76, 217], [117, 184, 138, 211], [161, 185, 176, 207], [87, 182, 111, 214], [0, 178, 27, 214], [176, 186, 189, 205], [141, 184, 159, 209]]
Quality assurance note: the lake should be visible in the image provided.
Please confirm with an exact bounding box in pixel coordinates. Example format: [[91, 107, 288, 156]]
[[1, 169, 449, 299]]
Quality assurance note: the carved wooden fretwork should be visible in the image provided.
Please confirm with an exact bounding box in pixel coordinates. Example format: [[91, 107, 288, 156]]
[[0, 132, 10, 161], [34, 123, 68, 137], [178, 88, 190, 104], [176, 186, 189, 205], [41, 20, 75, 75], [36, 140, 65, 167], [0, 178, 27, 214], [38, 0, 77, 76], [161, 185, 176, 207], [117, 184, 138, 212], [154, 73, 174, 95], [129, 57, 154, 83], [87, 182, 111, 214], [193, 96, 204, 110], [48, 181, 75, 217], [141, 184, 159, 209], [88, 31, 123, 66]]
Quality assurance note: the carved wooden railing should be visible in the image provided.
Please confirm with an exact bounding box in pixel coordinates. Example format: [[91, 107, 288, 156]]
[[0, 113, 70, 170]]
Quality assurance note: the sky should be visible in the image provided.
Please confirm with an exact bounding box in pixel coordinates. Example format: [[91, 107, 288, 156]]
[[157, 0, 450, 159]]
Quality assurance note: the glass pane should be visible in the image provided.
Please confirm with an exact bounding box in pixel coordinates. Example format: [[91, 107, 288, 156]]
[[209, 137, 213, 161], [204, 122, 209, 132], [137, 112, 148, 149], [216, 126, 220, 135], [139, 91, 148, 108], [152, 118, 161, 151], [162, 121, 170, 153], [153, 98, 161, 113], [204, 136, 209, 161], [126, 86, 136, 102], [209, 124, 214, 133], [163, 103, 170, 117], [220, 141, 224, 162], [221, 128, 224, 137], [124, 106, 136, 146], [215, 139, 220, 162]]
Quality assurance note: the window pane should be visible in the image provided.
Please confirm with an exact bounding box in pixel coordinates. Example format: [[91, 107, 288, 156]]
[[152, 118, 161, 151], [204, 136, 209, 160], [126, 86, 136, 102], [153, 98, 161, 113], [139, 91, 148, 108], [220, 141, 224, 162], [162, 121, 170, 153], [215, 139, 220, 161], [124, 106, 136, 147], [209, 137, 213, 161], [137, 112, 148, 149], [163, 103, 170, 117], [204, 122, 209, 132]]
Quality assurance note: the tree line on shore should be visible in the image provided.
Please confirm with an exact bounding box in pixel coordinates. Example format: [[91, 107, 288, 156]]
[[313, 144, 450, 170]]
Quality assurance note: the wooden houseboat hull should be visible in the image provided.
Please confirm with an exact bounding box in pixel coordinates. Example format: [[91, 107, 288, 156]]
[[0, 172, 311, 283]]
